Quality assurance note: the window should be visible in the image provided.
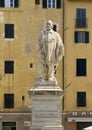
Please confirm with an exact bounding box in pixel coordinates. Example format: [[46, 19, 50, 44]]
[[75, 31, 89, 43], [53, 24, 57, 32], [4, 94, 14, 108], [22, 96, 25, 101], [5, 61, 14, 74], [47, 0, 56, 8], [30, 63, 33, 68], [42, 0, 61, 8], [0, 0, 19, 7], [77, 122, 92, 130], [76, 8, 87, 27], [5, 0, 14, 7], [77, 92, 86, 107], [2, 122, 16, 130], [35, 0, 40, 4], [5, 24, 14, 38], [76, 59, 86, 76]]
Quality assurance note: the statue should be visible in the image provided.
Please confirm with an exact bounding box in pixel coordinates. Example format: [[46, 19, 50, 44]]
[[37, 20, 64, 82]]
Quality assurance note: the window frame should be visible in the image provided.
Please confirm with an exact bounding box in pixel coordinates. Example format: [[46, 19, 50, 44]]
[[47, 0, 57, 8], [5, 24, 14, 39], [4, 94, 14, 108], [2, 122, 16, 130], [4, 61, 14, 74], [76, 8, 87, 28], [5, 0, 14, 7], [35, 0, 40, 4], [77, 92, 86, 107], [42, 0, 61, 9], [75, 31, 89, 43], [76, 59, 87, 76], [0, 0, 19, 8], [53, 24, 57, 32]]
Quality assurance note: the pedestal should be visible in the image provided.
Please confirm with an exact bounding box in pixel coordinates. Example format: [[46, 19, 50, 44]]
[[28, 81, 64, 130]]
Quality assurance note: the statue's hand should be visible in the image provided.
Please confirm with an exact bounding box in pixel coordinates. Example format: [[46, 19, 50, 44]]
[[38, 50, 42, 53], [41, 48, 45, 55], [58, 46, 63, 55], [38, 48, 44, 54]]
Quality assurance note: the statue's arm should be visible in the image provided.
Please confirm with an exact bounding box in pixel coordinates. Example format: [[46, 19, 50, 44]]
[[36, 31, 43, 53], [56, 33, 64, 62], [36, 31, 45, 56]]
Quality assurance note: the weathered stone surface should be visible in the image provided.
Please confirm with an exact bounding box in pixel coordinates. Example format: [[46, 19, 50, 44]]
[[28, 81, 64, 130]]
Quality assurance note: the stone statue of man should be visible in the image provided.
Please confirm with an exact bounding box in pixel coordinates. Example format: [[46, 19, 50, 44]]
[[37, 20, 64, 81]]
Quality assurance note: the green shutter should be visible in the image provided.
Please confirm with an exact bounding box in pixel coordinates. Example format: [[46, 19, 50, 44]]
[[4, 94, 14, 108], [76, 8, 86, 19], [42, 0, 47, 8], [85, 32, 89, 43], [76, 59, 86, 76], [15, 0, 19, 7], [77, 92, 86, 107], [57, 0, 61, 8], [3, 122, 16, 126], [76, 8, 86, 27], [5, 24, 14, 39], [75, 31, 78, 43], [0, 0, 5, 7]]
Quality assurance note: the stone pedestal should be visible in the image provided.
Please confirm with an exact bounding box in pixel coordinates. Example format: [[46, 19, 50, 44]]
[[28, 81, 64, 130]]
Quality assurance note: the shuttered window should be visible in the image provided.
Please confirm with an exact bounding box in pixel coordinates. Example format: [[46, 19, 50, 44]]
[[76, 8, 86, 27], [76, 59, 86, 76], [75, 31, 89, 43], [5, 61, 14, 74], [4, 94, 14, 108], [2, 122, 16, 130], [5, 24, 14, 38], [0, 0, 5, 7], [35, 0, 40, 4], [57, 0, 61, 8], [0, 0, 19, 7], [77, 92, 86, 107], [42, 0, 47, 8], [14, 0, 19, 7], [53, 24, 57, 32], [42, 0, 61, 8]]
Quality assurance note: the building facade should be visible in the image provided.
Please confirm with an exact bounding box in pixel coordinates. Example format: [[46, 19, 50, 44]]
[[0, 0, 63, 130], [1, 0, 92, 130], [64, 0, 92, 130]]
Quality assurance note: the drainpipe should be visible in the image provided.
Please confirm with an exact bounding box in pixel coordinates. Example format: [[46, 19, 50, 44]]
[[62, 1, 67, 130], [62, 0, 65, 111]]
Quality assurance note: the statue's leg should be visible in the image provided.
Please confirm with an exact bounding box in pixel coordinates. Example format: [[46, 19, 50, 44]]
[[48, 64, 55, 81], [37, 56, 45, 80], [44, 64, 48, 80]]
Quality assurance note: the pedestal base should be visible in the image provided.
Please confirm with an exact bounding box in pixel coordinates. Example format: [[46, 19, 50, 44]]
[[28, 80, 64, 130], [29, 125, 64, 130]]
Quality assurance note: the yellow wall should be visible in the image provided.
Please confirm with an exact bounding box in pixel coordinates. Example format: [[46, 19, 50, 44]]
[[0, 0, 63, 111], [64, 0, 92, 111]]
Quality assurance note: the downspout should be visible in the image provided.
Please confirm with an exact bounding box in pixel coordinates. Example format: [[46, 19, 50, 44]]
[[62, 0, 65, 111], [62, 1, 66, 130]]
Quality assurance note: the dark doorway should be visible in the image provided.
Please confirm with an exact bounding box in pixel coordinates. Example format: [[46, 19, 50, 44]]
[[11, 127, 16, 130], [77, 122, 92, 130]]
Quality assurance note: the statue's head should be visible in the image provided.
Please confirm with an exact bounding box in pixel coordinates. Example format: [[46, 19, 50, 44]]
[[46, 20, 53, 31]]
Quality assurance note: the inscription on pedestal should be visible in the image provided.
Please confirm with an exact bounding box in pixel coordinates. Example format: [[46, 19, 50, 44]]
[[32, 96, 62, 125], [34, 101, 58, 118]]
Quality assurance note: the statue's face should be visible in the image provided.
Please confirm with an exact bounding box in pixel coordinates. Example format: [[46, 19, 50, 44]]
[[46, 21, 53, 31]]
